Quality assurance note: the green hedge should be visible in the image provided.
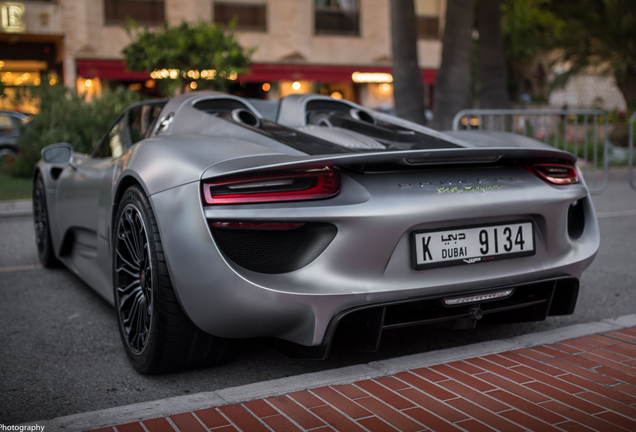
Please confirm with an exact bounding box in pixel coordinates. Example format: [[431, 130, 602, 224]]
[[5, 85, 144, 178]]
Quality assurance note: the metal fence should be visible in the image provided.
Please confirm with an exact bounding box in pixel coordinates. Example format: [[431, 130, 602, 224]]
[[452, 109, 609, 194], [629, 112, 636, 191]]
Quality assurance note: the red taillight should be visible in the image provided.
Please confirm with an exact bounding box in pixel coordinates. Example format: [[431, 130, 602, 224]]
[[526, 163, 579, 185], [202, 168, 340, 205]]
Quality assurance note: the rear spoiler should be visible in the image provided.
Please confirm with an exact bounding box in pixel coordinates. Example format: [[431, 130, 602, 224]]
[[201, 147, 577, 180]]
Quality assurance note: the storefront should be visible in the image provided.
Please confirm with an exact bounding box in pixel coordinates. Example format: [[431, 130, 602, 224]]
[[74, 60, 437, 110], [0, 1, 64, 112]]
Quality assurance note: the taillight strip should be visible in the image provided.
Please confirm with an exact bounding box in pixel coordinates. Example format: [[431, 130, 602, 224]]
[[526, 163, 579, 185], [203, 168, 340, 205]]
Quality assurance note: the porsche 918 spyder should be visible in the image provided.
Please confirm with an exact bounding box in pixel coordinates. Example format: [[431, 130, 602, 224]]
[[33, 92, 599, 373]]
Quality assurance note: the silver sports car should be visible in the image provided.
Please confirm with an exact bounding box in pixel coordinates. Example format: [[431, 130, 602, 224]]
[[33, 92, 599, 373]]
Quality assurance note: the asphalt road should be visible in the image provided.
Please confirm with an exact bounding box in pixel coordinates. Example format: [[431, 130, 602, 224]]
[[1, 172, 635, 425]]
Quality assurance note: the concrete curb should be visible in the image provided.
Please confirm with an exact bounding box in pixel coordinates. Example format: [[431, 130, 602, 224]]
[[30, 313, 636, 432], [0, 199, 32, 217]]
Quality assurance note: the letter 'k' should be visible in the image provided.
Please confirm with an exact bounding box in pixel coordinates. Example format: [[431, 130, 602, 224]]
[[421, 236, 433, 261]]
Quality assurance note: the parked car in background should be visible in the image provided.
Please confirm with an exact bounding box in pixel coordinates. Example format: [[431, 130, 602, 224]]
[[33, 92, 599, 373], [0, 110, 32, 159]]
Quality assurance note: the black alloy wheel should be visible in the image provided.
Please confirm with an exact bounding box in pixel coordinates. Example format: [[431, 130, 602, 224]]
[[114, 185, 229, 373], [115, 203, 153, 355], [33, 173, 58, 267]]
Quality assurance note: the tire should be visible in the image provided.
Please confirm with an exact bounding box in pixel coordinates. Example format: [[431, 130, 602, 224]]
[[33, 173, 59, 267], [113, 185, 228, 374]]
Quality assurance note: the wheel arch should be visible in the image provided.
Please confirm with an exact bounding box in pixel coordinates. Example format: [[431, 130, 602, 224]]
[[111, 174, 150, 237]]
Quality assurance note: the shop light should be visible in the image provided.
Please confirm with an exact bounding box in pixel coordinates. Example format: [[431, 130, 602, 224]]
[[151, 69, 221, 80], [292, 81, 301, 90], [262, 83, 271, 91], [351, 72, 393, 83]]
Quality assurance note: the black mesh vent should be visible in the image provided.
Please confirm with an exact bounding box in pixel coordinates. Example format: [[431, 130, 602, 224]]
[[211, 223, 337, 273]]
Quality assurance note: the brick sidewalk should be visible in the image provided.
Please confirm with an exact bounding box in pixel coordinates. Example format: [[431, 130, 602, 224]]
[[88, 326, 636, 432]]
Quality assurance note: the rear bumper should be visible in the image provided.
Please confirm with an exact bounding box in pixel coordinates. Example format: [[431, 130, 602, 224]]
[[276, 276, 579, 359]]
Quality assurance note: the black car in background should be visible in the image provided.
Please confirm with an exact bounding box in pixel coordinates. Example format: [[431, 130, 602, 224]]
[[0, 110, 31, 159]]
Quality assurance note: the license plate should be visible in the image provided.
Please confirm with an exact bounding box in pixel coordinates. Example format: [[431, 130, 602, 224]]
[[412, 221, 535, 270]]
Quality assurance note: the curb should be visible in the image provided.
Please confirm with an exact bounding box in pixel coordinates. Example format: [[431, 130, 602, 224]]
[[0, 199, 32, 217], [29, 313, 636, 432]]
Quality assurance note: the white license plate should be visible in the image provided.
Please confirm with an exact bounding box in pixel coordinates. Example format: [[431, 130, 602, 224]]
[[412, 221, 535, 270]]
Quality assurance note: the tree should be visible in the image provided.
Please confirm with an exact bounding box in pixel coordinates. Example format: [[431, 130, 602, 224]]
[[550, 0, 636, 108], [501, 0, 563, 99], [431, 0, 476, 130], [123, 19, 253, 95], [390, 0, 427, 125], [7, 85, 143, 178], [479, 0, 511, 108]]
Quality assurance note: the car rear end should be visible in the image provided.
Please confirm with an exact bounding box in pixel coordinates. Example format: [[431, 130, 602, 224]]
[[161, 146, 598, 357]]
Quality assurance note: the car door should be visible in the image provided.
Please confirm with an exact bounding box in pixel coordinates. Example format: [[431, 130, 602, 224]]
[[55, 101, 165, 299]]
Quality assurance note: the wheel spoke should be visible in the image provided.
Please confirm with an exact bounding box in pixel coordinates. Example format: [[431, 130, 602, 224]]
[[126, 210, 144, 263], [119, 224, 141, 265], [118, 282, 141, 309], [116, 249, 140, 275], [123, 290, 143, 329]]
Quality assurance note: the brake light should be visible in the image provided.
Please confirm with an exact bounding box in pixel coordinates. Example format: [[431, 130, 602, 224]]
[[202, 168, 340, 205], [526, 163, 579, 185]]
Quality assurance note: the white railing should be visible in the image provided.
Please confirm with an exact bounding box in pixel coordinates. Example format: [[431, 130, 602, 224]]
[[452, 109, 609, 194], [629, 112, 636, 191]]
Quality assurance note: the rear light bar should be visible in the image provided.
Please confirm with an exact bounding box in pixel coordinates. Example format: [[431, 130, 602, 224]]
[[203, 168, 340, 205], [444, 288, 514, 306], [526, 163, 579, 185]]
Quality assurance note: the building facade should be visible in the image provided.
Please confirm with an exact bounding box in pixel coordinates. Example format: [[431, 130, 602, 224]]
[[1, 0, 445, 111]]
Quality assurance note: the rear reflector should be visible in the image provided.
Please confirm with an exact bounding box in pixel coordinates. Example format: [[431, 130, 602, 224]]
[[444, 289, 514, 306], [527, 163, 579, 185], [203, 168, 340, 205]]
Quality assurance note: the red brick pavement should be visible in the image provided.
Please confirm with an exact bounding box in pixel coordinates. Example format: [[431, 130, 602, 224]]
[[89, 327, 636, 432]]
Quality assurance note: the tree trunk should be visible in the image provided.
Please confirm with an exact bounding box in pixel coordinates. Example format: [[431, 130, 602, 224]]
[[615, 66, 636, 108], [431, 0, 476, 130], [479, 0, 511, 109], [390, 0, 427, 125]]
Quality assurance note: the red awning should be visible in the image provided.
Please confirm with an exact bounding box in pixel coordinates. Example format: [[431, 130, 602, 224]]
[[76, 60, 437, 85], [240, 64, 437, 85], [77, 60, 151, 81]]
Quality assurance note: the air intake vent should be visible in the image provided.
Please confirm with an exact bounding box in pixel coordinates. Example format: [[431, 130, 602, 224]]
[[194, 98, 251, 114], [210, 222, 337, 273], [231, 108, 261, 128]]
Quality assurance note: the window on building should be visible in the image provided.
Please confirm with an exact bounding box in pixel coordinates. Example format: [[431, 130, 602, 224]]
[[214, 2, 267, 32], [417, 16, 439, 39], [314, 0, 359, 36], [104, 0, 165, 26]]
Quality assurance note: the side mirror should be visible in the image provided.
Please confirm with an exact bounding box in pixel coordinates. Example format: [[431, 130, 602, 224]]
[[42, 143, 73, 164]]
